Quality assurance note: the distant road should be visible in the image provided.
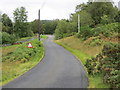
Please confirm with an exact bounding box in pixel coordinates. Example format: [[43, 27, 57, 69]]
[[1, 38, 35, 47], [3, 35, 88, 88]]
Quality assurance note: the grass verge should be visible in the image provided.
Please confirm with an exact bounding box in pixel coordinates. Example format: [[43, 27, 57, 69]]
[[54, 36, 109, 88], [1, 38, 46, 86], [55, 41, 91, 65], [88, 74, 110, 88], [40, 35, 48, 39], [17, 37, 33, 42]]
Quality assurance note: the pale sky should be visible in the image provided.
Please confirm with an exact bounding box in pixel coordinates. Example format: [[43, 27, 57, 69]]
[[0, 0, 119, 22]]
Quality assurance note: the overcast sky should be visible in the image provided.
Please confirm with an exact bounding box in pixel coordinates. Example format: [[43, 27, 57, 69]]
[[0, 0, 119, 22]]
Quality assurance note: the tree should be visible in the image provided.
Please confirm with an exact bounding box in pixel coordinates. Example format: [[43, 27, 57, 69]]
[[79, 10, 94, 27], [55, 20, 68, 39], [86, 2, 118, 25], [115, 11, 120, 22], [1, 13, 13, 34], [43, 20, 58, 34], [13, 7, 33, 37], [55, 19, 77, 40], [101, 15, 113, 24], [30, 19, 45, 34]]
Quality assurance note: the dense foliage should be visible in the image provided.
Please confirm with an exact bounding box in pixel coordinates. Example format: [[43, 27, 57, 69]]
[[76, 23, 119, 40], [1, 32, 16, 44], [55, 2, 119, 40], [1, 7, 34, 44], [2, 39, 43, 63], [2, 39, 44, 84], [85, 43, 120, 88], [1, 14, 13, 34], [54, 1, 120, 88], [43, 20, 58, 34], [84, 2, 118, 25], [55, 20, 77, 40], [13, 7, 33, 37], [29, 20, 58, 35]]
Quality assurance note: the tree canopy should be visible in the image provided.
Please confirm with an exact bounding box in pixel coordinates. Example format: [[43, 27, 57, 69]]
[[13, 7, 33, 37]]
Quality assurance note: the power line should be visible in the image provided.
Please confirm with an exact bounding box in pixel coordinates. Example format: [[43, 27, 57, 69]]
[[40, 0, 48, 9]]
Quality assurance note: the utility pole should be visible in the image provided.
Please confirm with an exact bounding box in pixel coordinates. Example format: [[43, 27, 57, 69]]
[[118, 1, 120, 11], [38, 9, 40, 41], [78, 14, 80, 33]]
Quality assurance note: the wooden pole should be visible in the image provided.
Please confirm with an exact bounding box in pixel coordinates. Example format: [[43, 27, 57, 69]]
[[38, 9, 40, 41]]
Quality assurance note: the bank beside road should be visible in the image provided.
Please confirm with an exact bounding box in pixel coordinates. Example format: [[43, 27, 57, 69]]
[[1, 35, 47, 86], [3, 35, 88, 88], [55, 36, 110, 88]]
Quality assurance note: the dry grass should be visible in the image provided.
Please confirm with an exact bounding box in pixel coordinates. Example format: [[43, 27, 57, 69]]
[[2, 46, 18, 56], [101, 36, 119, 43], [56, 36, 103, 56]]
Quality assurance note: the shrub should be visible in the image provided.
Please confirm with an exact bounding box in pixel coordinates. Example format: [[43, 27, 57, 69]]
[[90, 38, 104, 46], [85, 43, 120, 88], [1, 32, 16, 44], [54, 20, 77, 40], [92, 23, 119, 37], [76, 26, 93, 40], [2, 39, 43, 63]]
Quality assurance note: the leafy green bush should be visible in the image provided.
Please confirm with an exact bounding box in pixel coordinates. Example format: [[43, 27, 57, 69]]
[[90, 38, 104, 46], [55, 20, 77, 40], [100, 15, 113, 25], [76, 26, 93, 40], [1, 32, 16, 44], [2, 39, 43, 63], [75, 23, 119, 40], [85, 43, 120, 88], [92, 23, 119, 37]]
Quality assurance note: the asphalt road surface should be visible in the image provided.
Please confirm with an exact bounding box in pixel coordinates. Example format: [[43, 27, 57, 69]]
[[3, 35, 88, 88]]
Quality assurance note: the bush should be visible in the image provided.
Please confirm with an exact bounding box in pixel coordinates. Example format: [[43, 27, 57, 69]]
[[2, 39, 43, 62], [76, 26, 93, 40], [1, 32, 16, 44], [90, 38, 104, 46], [85, 43, 120, 88], [76, 23, 119, 40], [54, 20, 77, 40], [92, 23, 119, 37]]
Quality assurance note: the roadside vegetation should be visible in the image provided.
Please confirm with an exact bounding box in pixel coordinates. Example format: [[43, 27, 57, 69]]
[[54, 1, 120, 88], [1, 38, 44, 86], [1, 7, 57, 45], [55, 36, 109, 88], [0, 5, 49, 86], [1, 0, 120, 88]]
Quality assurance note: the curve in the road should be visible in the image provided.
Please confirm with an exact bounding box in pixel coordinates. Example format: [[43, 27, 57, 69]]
[[3, 35, 88, 88]]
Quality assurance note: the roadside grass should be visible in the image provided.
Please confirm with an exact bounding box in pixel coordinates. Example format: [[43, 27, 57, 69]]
[[1, 46, 44, 85], [2, 45, 19, 57], [1, 36, 47, 86], [55, 36, 109, 88], [56, 36, 103, 56], [40, 35, 48, 39], [17, 35, 48, 41], [55, 41, 90, 65], [88, 74, 110, 88], [17, 37, 33, 42]]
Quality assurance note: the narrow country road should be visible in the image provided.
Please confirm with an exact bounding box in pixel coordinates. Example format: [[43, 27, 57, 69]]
[[3, 35, 88, 88]]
